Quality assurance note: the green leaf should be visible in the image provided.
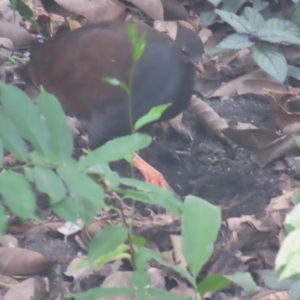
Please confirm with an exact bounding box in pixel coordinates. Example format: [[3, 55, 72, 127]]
[[148, 288, 190, 300], [222, 0, 247, 13], [242, 7, 264, 31], [133, 32, 146, 62], [285, 204, 300, 234], [52, 196, 87, 223], [215, 9, 256, 33], [68, 287, 134, 300], [0, 109, 28, 161], [79, 133, 151, 170], [24, 167, 34, 182], [276, 227, 300, 280], [0, 83, 49, 157], [197, 274, 230, 295], [199, 11, 217, 27], [11, 0, 40, 32], [263, 18, 300, 37], [37, 89, 73, 163], [95, 244, 130, 269], [225, 272, 256, 295], [0, 203, 7, 236], [130, 270, 151, 288], [253, 0, 269, 11], [131, 235, 146, 248], [0, 171, 36, 219], [182, 195, 221, 278], [57, 167, 106, 208], [117, 178, 183, 215], [88, 225, 128, 264], [134, 248, 196, 286], [257, 29, 300, 45], [0, 139, 3, 164], [34, 166, 66, 203], [251, 44, 287, 83], [288, 65, 300, 81], [128, 23, 138, 45], [285, 5, 300, 25], [102, 77, 129, 94], [216, 33, 255, 50], [134, 103, 171, 131]]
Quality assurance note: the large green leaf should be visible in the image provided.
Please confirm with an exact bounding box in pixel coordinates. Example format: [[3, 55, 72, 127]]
[[0, 83, 49, 158], [88, 225, 128, 264], [288, 65, 300, 80], [37, 89, 73, 163], [215, 9, 256, 33], [34, 166, 66, 203], [242, 7, 264, 31], [222, 0, 246, 13], [0, 171, 36, 219], [276, 227, 300, 280], [251, 44, 287, 83], [182, 195, 221, 278], [217, 33, 255, 50], [0, 109, 27, 161], [79, 133, 151, 170], [57, 167, 105, 208]]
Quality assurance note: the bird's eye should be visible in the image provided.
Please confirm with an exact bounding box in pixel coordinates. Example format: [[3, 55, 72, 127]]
[[181, 46, 190, 56]]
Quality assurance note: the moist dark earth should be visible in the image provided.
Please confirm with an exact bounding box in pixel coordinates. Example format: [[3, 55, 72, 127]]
[[21, 94, 284, 298]]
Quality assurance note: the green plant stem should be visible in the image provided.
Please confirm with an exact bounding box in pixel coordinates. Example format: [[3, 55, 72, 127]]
[[112, 192, 137, 269]]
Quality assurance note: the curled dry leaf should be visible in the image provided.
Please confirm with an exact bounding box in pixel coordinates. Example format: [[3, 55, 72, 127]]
[[162, 113, 193, 139], [82, 2, 126, 23], [222, 126, 280, 152], [262, 88, 300, 129], [64, 257, 94, 281], [52, 0, 99, 15], [2, 277, 48, 300], [0, 247, 53, 276], [127, 0, 164, 20], [170, 235, 187, 269], [250, 290, 290, 300], [160, 0, 189, 21], [0, 21, 36, 47], [251, 135, 297, 167], [209, 69, 276, 99]]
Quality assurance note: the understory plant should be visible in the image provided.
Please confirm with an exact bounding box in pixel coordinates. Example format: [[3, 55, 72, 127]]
[[0, 24, 256, 300]]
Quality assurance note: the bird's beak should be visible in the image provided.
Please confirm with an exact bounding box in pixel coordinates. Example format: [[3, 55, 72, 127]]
[[192, 60, 205, 74]]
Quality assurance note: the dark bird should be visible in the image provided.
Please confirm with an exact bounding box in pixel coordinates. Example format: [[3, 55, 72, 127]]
[[18, 21, 204, 188]]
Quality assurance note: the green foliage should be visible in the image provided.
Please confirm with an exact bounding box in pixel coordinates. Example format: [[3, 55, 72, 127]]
[[204, 2, 300, 83]]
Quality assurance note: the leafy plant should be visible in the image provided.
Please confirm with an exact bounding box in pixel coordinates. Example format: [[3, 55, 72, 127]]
[[205, 3, 300, 83], [0, 24, 256, 299]]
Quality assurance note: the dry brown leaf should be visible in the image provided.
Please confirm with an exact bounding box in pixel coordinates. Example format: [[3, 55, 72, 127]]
[[0, 0, 22, 23], [161, 0, 189, 21], [64, 257, 94, 280], [250, 290, 290, 300], [190, 95, 228, 132], [53, 0, 99, 15], [209, 69, 275, 98], [282, 122, 300, 135], [222, 127, 280, 152], [262, 88, 300, 129], [1, 235, 18, 248], [170, 286, 201, 299], [82, 2, 126, 23], [2, 277, 48, 300], [154, 20, 179, 40], [251, 135, 297, 167], [127, 0, 164, 20], [0, 247, 53, 275], [0, 275, 19, 289], [0, 20, 36, 47], [163, 113, 193, 139], [237, 79, 287, 99], [170, 235, 187, 269]]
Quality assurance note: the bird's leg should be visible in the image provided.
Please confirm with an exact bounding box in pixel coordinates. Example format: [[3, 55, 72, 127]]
[[132, 152, 170, 189]]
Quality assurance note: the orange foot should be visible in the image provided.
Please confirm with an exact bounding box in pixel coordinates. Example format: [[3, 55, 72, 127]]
[[133, 152, 170, 189]]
